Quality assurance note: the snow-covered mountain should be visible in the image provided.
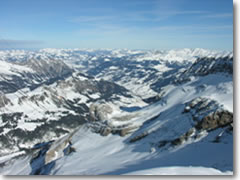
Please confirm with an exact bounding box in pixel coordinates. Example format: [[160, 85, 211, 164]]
[[0, 48, 233, 175], [0, 57, 73, 93], [0, 71, 145, 154]]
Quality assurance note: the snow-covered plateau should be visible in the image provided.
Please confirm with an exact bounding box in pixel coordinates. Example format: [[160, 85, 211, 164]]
[[0, 48, 233, 175]]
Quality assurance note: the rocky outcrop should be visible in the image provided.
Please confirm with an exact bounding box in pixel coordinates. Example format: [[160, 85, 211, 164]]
[[119, 126, 139, 137], [89, 103, 113, 121], [195, 110, 233, 131], [29, 131, 76, 175], [45, 131, 75, 164], [129, 131, 149, 143], [183, 97, 233, 131], [156, 98, 233, 148]]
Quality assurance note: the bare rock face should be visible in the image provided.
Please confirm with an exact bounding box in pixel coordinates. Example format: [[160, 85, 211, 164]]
[[89, 103, 113, 121], [183, 97, 233, 132], [129, 131, 149, 143], [100, 127, 112, 136], [29, 131, 76, 175], [196, 110, 233, 131], [89, 103, 140, 137], [45, 131, 75, 164], [120, 126, 139, 137]]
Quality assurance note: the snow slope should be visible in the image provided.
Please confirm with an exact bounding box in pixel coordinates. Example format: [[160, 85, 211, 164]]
[[123, 167, 232, 175], [0, 71, 232, 175], [46, 71, 232, 175], [0, 48, 233, 175], [0, 124, 232, 175]]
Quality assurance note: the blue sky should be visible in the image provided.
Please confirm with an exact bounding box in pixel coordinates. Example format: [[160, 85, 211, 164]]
[[0, 0, 233, 50]]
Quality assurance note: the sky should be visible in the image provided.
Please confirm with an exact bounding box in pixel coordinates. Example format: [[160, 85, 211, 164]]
[[0, 0, 233, 50]]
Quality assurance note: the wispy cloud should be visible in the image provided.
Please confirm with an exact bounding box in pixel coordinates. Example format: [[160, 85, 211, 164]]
[[156, 10, 206, 16], [70, 16, 114, 23], [69, 10, 207, 25], [72, 23, 232, 43], [152, 25, 232, 31], [201, 13, 232, 18], [74, 24, 131, 38], [0, 39, 44, 49]]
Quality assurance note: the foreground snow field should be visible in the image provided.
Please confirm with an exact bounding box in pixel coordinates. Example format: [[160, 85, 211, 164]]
[[123, 167, 232, 175], [0, 125, 233, 175]]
